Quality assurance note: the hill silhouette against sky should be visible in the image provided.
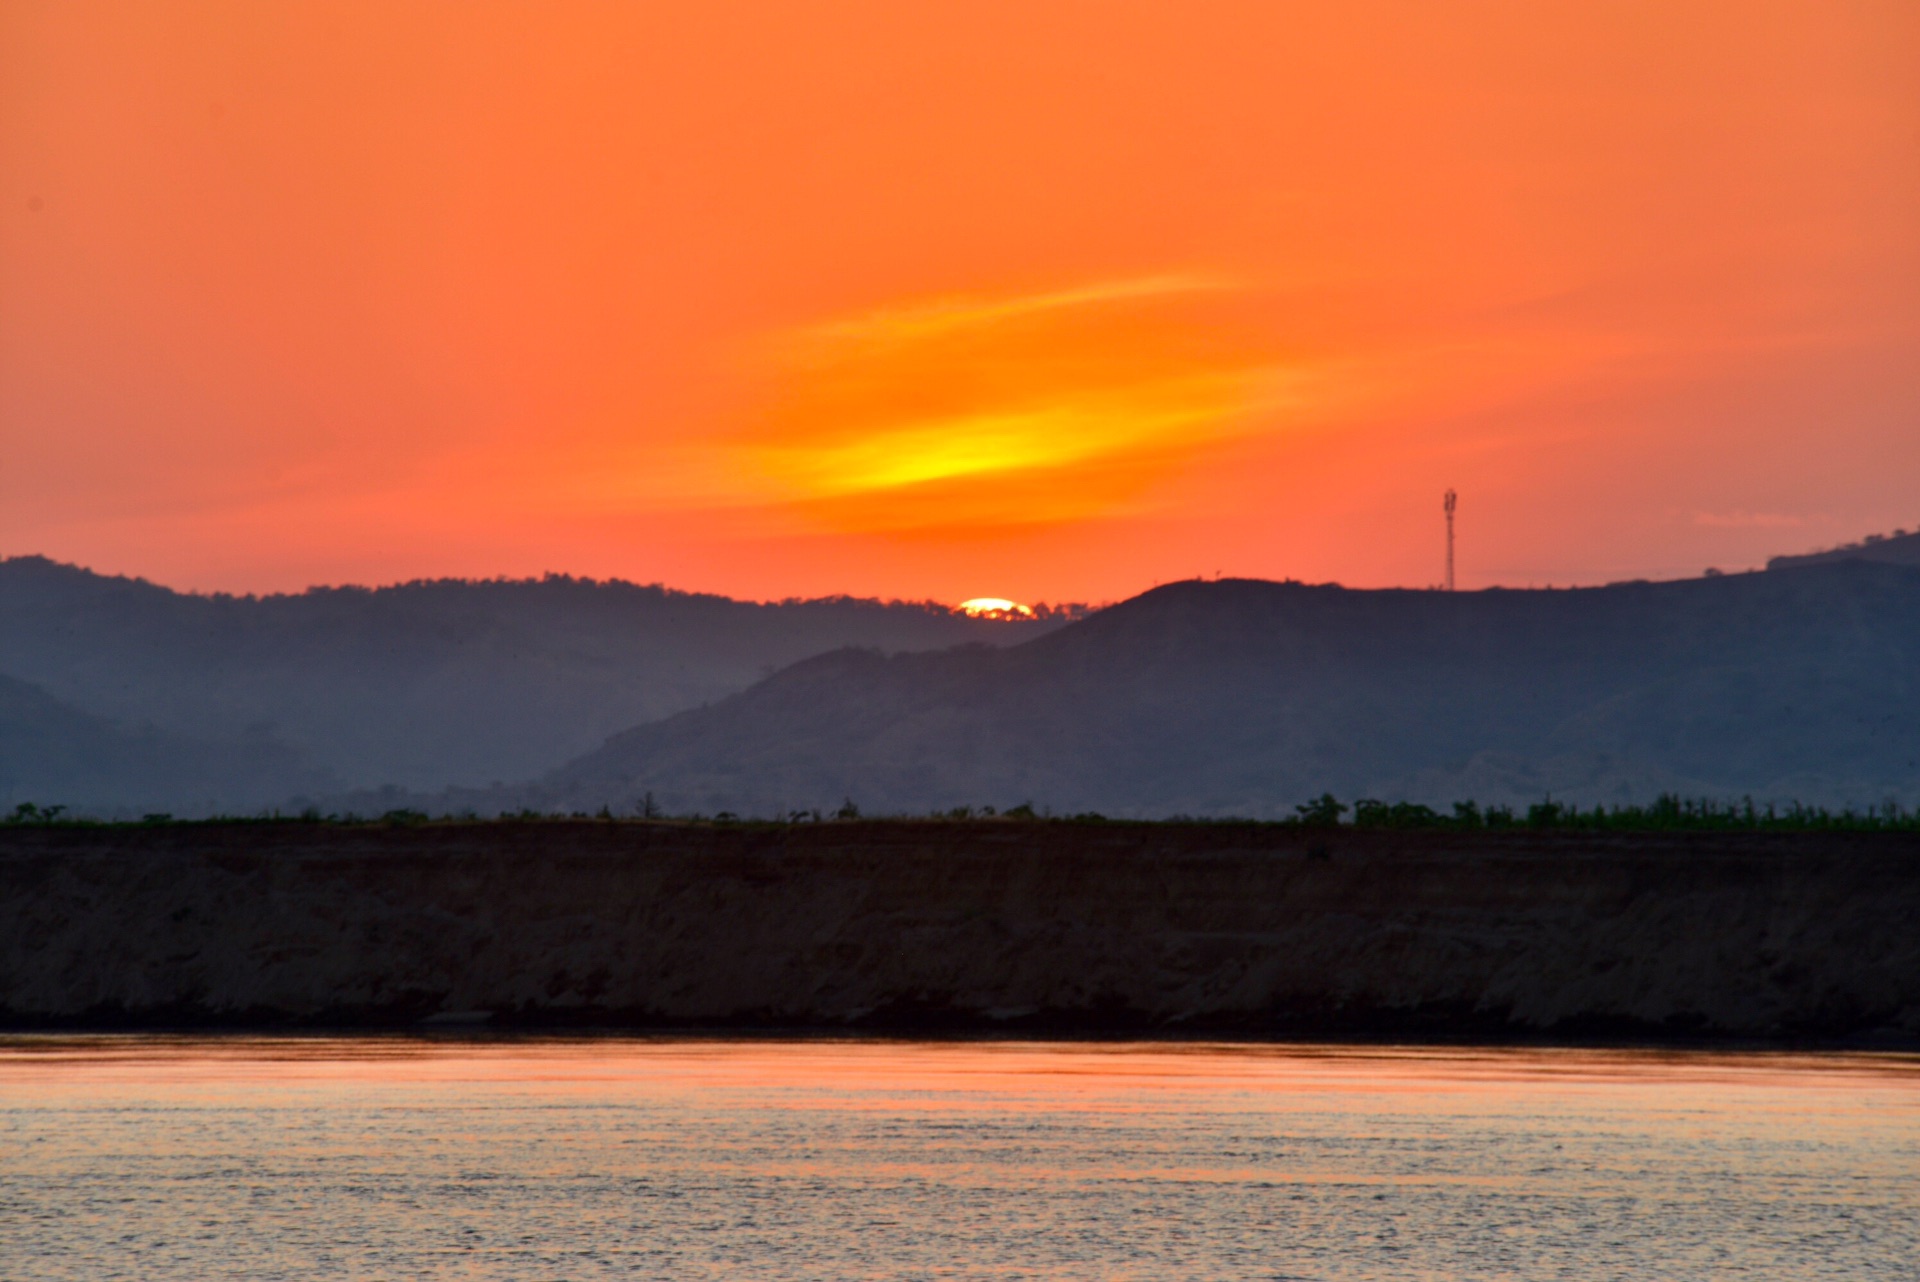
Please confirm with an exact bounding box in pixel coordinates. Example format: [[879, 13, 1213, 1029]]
[[534, 560, 1920, 818], [0, 557, 1065, 807], [6, 551, 1920, 818], [1767, 526, 1920, 571]]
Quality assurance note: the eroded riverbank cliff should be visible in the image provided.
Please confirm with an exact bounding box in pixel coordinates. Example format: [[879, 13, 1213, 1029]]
[[3, 821, 1915, 1041]]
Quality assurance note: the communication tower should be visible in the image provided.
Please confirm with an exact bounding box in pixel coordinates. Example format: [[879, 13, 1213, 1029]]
[[1444, 489, 1457, 592]]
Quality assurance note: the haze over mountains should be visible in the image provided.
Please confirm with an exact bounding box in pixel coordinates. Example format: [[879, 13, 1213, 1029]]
[[0, 671, 326, 815], [4, 533, 1919, 818], [536, 558, 1920, 818], [0, 557, 1064, 813]]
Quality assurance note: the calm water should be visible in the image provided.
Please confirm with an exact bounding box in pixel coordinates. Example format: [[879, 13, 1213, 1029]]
[[1, 1038, 1915, 1280]]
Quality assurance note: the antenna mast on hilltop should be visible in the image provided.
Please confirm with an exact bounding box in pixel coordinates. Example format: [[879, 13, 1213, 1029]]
[[1444, 489, 1457, 592]]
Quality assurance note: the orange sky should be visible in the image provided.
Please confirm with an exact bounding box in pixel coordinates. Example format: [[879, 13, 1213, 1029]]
[[3, 1, 1916, 603]]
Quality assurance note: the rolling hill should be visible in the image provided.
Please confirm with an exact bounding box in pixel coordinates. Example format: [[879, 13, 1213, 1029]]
[[1767, 526, 1920, 571], [0, 557, 1065, 798], [536, 561, 1920, 817]]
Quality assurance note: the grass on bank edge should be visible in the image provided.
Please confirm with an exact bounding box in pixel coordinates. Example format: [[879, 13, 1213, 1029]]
[[7, 793, 1920, 834]]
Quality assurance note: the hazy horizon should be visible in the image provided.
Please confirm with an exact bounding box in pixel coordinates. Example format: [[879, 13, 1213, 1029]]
[[8, 508, 1915, 609]]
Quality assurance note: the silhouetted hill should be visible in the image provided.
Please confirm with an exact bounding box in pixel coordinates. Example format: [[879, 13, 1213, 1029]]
[[0, 673, 331, 814], [541, 562, 1920, 816], [0, 557, 1065, 796], [1767, 527, 1920, 570]]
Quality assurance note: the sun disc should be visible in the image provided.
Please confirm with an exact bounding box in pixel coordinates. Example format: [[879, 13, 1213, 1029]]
[[956, 597, 1035, 620]]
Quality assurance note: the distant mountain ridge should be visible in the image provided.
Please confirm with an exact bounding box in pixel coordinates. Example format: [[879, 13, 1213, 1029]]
[[532, 561, 1920, 817], [10, 553, 1920, 818], [0, 556, 1065, 806]]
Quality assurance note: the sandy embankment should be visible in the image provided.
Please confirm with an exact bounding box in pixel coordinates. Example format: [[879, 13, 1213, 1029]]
[[2, 821, 1915, 1040]]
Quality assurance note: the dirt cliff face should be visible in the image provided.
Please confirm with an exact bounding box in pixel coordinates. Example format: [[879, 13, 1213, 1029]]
[[3, 821, 1915, 1041]]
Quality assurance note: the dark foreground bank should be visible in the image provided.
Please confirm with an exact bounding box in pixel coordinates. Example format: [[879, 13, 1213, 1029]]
[[3, 821, 1916, 1042]]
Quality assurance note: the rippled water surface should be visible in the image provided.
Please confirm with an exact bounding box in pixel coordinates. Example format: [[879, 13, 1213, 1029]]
[[1, 1038, 1916, 1280]]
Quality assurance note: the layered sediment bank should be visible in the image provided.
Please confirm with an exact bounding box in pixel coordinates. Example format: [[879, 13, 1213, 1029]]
[[3, 821, 1915, 1041]]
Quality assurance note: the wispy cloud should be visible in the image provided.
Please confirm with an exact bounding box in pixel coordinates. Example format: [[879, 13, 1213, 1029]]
[[786, 274, 1239, 351], [727, 274, 1306, 531]]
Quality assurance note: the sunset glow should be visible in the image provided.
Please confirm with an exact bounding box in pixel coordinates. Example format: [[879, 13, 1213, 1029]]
[[730, 277, 1299, 532], [2, 1, 1914, 602], [956, 598, 1034, 620]]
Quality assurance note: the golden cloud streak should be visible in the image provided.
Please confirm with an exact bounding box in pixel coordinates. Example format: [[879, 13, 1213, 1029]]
[[723, 274, 1301, 531], [746, 369, 1292, 499]]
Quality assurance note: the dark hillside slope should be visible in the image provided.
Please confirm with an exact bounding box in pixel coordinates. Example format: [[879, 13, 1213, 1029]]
[[545, 563, 1920, 816], [0, 674, 329, 813], [0, 557, 1062, 791], [1768, 527, 1920, 570]]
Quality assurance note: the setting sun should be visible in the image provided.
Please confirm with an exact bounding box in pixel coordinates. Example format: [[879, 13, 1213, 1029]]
[[956, 597, 1035, 620]]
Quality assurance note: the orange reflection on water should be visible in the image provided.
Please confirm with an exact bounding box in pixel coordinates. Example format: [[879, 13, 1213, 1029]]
[[4, 1037, 1918, 1279], [4, 1034, 1915, 1101]]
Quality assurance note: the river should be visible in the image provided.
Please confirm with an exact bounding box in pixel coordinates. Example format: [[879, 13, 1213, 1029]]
[[2, 1037, 1915, 1279]]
